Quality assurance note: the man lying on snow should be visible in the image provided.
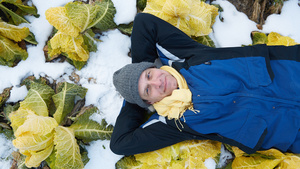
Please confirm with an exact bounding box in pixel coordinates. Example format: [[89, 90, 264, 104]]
[[110, 13, 300, 156]]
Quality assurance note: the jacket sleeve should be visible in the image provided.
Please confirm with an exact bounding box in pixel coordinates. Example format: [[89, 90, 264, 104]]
[[110, 101, 190, 155], [131, 13, 211, 63]]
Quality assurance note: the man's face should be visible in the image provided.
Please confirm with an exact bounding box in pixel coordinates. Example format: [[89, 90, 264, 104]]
[[138, 68, 178, 104]]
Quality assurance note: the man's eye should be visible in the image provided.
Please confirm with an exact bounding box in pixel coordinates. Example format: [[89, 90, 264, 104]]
[[146, 87, 149, 95], [147, 72, 150, 79]]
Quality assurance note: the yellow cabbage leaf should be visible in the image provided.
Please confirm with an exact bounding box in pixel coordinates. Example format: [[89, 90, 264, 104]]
[[231, 147, 300, 169], [162, 0, 191, 18], [267, 32, 281, 45], [257, 148, 286, 159], [135, 142, 180, 165], [188, 156, 207, 169], [267, 32, 299, 46], [232, 156, 283, 169], [144, 0, 218, 36], [13, 131, 54, 151], [276, 153, 300, 169], [8, 108, 32, 131], [168, 17, 191, 36], [14, 113, 58, 137], [143, 0, 172, 21], [189, 1, 218, 36], [188, 140, 221, 160], [134, 140, 221, 168], [49, 31, 89, 61], [169, 160, 186, 169], [24, 143, 54, 168], [45, 7, 80, 37], [19, 149, 31, 157], [232, 146, 246, 158], [54, 126, 84, 169], [0, 21, 30, 42]]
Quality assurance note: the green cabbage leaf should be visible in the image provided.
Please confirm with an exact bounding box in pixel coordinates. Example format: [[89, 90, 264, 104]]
[[54, 126, 84, 169], [82, 29, 97, 52], [20, 82, 55, 117], [65, 1, 101, 32], [2, 0, 38, 16], [0, 3, 29, 25], [0, 87, 12, 108], [52, 82, 87, 124], [251, 31, 268, 45], [0, 34, 28, 67], [92, 0, 117, 31], [192, 35, 215, 47], [70, 106, 113, 142], [0, 0, 38, 25]]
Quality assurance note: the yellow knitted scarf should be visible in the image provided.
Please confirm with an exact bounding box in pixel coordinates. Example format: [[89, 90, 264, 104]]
[[153, 66, 197, 120]]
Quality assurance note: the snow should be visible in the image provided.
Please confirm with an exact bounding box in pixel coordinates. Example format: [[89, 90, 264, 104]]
[[0, 134, 16, 169], [262, 0, 300, 42], [212, 0, 258, 47], [6, 85, 28, 103], [217, 144, 234, 168], [0, 0, 300, 168], [204, 158, 217, 169], [112, 0, 137, 24], [84, 140, 123, 169]]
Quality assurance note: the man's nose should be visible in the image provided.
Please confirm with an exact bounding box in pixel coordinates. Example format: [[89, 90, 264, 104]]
[[149, 79, 160, 88]]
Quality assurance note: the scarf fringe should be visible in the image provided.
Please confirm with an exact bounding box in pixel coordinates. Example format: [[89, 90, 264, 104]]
[[174, 118, 184, 132], [174, 107, 199, 132], [188, 105, 200, 114]]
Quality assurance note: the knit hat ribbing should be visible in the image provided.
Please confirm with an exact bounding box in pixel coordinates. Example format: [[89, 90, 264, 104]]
[[113, 62, 154, 108]]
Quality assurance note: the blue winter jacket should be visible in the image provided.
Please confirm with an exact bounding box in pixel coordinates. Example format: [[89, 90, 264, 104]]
[[110, 13, 300, 155], [175, 46, 300, 153]]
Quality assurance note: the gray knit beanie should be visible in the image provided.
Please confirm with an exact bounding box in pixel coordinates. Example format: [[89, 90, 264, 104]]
[[113, 62, 155, 108]]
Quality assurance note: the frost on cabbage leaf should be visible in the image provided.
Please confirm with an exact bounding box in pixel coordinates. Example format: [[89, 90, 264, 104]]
[[6, 80, 112, 168], [45, 0, 116, 70]]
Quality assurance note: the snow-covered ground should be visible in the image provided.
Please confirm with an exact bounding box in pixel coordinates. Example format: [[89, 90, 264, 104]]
[[1, 0, 300, 168]]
